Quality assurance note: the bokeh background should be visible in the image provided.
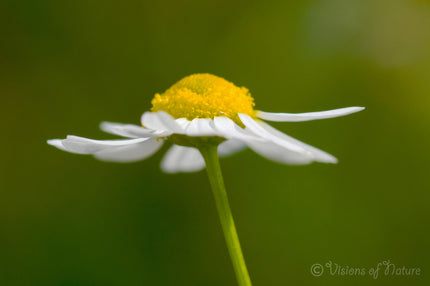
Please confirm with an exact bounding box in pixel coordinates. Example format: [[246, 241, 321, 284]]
[[1, 0, 430, 285]]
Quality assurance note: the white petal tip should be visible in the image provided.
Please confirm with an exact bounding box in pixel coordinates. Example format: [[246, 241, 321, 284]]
[[350, 106, 365, 112], [47, 139, 62, 147], [315, 154, 338, 164], [47, 139, 68, 151], [99, 121, 111, 131]]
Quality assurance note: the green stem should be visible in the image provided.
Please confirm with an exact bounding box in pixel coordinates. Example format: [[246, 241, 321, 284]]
[[200, 145, 252, 286]]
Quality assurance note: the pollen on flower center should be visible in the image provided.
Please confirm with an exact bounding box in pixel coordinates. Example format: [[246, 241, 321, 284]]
[[151, 73, 256, 124]]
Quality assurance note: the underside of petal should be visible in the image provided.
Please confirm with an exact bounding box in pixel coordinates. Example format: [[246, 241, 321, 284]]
[[48, 135, 163, 163], [94, 138, 163, 162], [59, 136, 149, 154], [161, 145, 205, 173], [239, 113, 308, 154], [246, 139, 314, 165], [160, 139, 246, 174], [218, 139, 247, 157], [259, 121, 338, 163], [236, 114, 338, 165]]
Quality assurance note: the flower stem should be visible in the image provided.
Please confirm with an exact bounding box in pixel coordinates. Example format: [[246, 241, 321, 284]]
[[200, 145, 252, 286]]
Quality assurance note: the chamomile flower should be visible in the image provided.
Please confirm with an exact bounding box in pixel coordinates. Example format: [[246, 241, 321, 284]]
[[48, 73, 364, 172], [48, 73, 364, 286]]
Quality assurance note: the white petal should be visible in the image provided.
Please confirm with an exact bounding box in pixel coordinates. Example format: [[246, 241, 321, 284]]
[[94, 138, 163, 162], [212, 117, 262, 142], [100, 122, 166, 138], [185, 118, 220, 137], [259, 121, 337, 163], [48, 135, 163, 162], [161, 139, 246, 173], [257, 107, 365, 122], [58, 135, 150, 154], [175, 118, 192, 130], [141, 111, 184, 134], [218, 139, 247, 157], [246, 139, 314, 165], [161, 145, 205, 173], [47, 139, 68, 151], [238, 114, 308, 154]]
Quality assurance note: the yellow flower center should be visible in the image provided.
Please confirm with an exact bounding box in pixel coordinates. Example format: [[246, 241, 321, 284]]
[[151, 73, 256, 124]]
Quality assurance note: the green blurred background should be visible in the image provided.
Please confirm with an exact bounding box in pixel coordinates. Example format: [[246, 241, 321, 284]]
[[1, 0, 430, 285]]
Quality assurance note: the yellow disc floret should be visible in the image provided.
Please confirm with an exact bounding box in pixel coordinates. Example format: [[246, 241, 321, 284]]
[[151, 73, 256, 124]]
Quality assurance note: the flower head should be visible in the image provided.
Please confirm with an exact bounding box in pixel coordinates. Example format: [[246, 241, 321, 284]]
[[48, 73, 364, 173], [151, 73, 255, 124]]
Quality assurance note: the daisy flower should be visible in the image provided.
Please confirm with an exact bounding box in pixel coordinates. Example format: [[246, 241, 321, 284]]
[[48, 73, 363, 171], [48, 73, 364, 286]]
